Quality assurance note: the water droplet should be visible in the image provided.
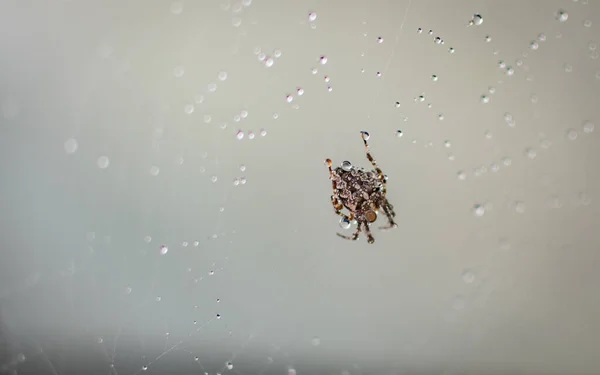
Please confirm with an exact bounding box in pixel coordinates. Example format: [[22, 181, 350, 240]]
[[448, 47, 455, 54], [444, 140, 452, 148], [557, 9, 569, 22], [485, 35, 492, 42], [260, 129, 267, 137], [142, 366, 148, 371], [232, 17, 242, 27], [589, 42, 598, 51], [173, 65, 185, 77], [462, 269, 476, 284], [216, 313, 221, 319], [503, 157, 512, 166], [265, 57, 274, 67], [150, 166, 160, 176], [564, 64, 573, 73], [311, 67, 318, 75], [297, 88, 304, 96], [125, 286, 132, 295], [207, 83, 217, 92], [339, 217, 351, 229], [431, 74, 438, 81], [248, 131, 255, 139], [457, 171, 466, 180], [396, 130, 403, 138], [584, 19, 592, 27], [438, 114, 445, 120], [320, 56, 328, 65], [327, 86, 333, 92], [211, 175, 218, 183], [481, 95, 490, 103], [218, 71, 228, 81], [471, 14, 483, 26], [417, 27, 423, 33], [566, 129, 578, 140], [160, 245, 168, 255], [236, 130, 244, 140], [484, 131, 493, 139], [308, 12, 317, 22], [97, 156, 110, 169], [274, 49, 282, 58], [525, 148, 537, 159], [498, 60, 506, 69], [530, 41, 539, 50], [64, 138, 78, 154], [474, 204, 485, 217], [312, 337, 321, 346], [583, 121, 595, 133], [506, 67, 515, 76], [341, 161, 352, 171], [240, 177, 247, 185], [377, 37, 384, 43], [504, 112, 516, 127], [434, 37, 442, 44], [360, 131, 370, 140]]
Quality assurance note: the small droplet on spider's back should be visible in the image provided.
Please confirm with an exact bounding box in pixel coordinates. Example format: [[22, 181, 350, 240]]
[[341, 161, 353, 171]]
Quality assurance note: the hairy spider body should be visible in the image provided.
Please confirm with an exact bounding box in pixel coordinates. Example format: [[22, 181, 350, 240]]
[[325, 131, 397, 244]]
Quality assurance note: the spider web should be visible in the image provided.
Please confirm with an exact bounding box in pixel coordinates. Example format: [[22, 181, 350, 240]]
[[1, 1, 599, 375]]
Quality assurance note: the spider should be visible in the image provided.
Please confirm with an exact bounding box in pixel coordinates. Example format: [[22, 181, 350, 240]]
[[325, 131, 397, 244]]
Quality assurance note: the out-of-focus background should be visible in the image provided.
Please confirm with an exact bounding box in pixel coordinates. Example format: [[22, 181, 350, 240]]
[[1, 0, 599, 374]]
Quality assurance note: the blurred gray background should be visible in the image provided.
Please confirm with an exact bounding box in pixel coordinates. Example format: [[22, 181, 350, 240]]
[[1, 0, 599, 374]]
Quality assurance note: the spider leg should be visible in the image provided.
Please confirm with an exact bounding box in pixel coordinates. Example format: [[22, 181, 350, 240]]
[[337, 222, 362, 241], [378, 203, 398, 231], [360, 132, 385, 182], [363, 222, 375, 244]]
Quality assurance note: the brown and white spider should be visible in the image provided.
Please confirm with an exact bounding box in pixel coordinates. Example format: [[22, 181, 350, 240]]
[[325, 131, 397, 244]]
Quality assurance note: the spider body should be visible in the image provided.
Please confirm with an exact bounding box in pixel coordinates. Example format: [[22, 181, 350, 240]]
[[325, 131, 397, 244]]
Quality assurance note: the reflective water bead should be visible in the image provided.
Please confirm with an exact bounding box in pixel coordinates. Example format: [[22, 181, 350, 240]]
[[339, 217, 351, 229], [97, 156, 110, 169], [462, 269, 476, 283], [320, 56, 328, 65], [308, 12, 317, 22], [557, 9, 568, 22], [341, 161, 352, 171], [64, 138, 78, 154]]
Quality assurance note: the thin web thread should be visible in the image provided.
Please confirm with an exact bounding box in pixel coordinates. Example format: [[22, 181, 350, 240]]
[[365, 0, 413, 121]]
